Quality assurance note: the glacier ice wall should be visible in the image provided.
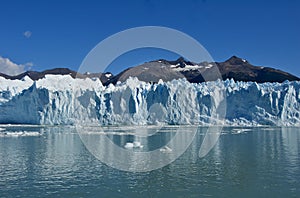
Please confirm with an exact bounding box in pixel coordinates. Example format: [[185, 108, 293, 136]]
[[0, 75, 300, 126]]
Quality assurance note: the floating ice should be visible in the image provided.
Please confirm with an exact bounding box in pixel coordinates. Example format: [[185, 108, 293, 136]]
[[159, 146, 172, 153], [0, 131, 42, 137], [124, 142, 134, 149], [124, 141, 143, 149]]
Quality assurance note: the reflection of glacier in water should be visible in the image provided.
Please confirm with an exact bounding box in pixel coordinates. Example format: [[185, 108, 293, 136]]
[[0, 126, 299, 197]]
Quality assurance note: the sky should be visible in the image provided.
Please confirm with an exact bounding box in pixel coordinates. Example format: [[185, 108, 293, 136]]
[[0, 0, 299, 76]]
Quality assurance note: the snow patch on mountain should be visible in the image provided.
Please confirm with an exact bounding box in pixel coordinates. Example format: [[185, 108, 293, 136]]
[[172, 64, 204, 71]]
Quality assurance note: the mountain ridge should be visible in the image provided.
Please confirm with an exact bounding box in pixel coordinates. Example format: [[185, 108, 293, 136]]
[[0, 56, 299, 84]]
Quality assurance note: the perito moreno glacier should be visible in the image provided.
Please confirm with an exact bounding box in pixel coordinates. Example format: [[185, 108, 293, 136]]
[[0, 75, 300, 126]]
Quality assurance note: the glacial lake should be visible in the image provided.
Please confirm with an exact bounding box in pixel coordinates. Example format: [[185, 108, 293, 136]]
[[0, 125, 299, 197]]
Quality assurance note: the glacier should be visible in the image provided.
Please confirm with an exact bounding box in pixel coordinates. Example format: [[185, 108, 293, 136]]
[[0, 75, 300, 126]]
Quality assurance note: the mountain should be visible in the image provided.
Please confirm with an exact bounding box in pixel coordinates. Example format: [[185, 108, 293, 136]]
[[0, 68, 113, 84], [105, 56, 299, 85], [217, 56, 300, 83], [0, 56, 299, 84]]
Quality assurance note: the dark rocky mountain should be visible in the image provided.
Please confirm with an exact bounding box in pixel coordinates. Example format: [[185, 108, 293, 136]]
[[105, 56, 299, 85], [1, 56, 299, 84], [217, 56, 299, 83], [0, 68, 113, 84]]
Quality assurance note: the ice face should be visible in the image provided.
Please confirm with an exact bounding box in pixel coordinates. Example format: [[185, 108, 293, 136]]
[[0, 75, 300, 126]]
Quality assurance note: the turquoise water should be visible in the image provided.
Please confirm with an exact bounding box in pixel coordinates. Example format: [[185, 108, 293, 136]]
[[0, 126, 299, 197]]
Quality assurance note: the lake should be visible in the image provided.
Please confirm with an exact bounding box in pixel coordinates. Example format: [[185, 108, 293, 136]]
[[0, 126, 299, 197]]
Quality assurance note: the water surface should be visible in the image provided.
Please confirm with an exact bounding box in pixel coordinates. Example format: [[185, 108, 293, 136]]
[[0, 126, 299, 197]]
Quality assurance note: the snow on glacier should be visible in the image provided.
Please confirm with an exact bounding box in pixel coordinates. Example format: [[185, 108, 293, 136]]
[[0, 76, 33, 103], [0, 75, 300, 126]]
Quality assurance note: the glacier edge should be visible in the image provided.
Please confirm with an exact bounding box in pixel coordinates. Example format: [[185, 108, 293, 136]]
[[0, 75, 300, 126]]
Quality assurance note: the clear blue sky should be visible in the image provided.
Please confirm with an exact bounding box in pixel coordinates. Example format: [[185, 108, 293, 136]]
[[0, 0, 299, 76]]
